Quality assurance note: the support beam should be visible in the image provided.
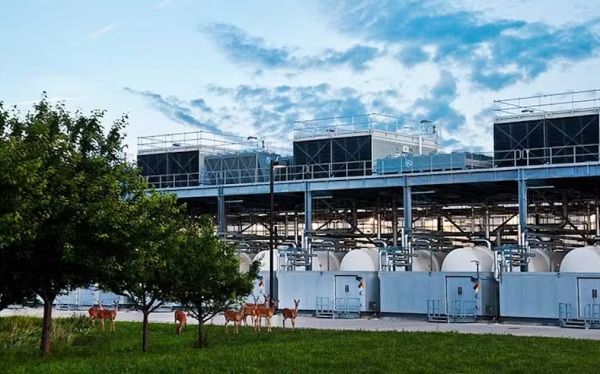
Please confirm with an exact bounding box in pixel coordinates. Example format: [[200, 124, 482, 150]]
[[392, 198, 398, 247], [596, 202, 600, 236], [304, 188, 312, 250], [403, 185, 412, 271], [518, 178, 527, 247], [218, 192, 226, 239], [376, 197, 382, 240], [484, 207, 490, 239]]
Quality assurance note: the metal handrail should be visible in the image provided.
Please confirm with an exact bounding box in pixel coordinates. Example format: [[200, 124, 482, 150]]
[[138, 144, 600, 189]]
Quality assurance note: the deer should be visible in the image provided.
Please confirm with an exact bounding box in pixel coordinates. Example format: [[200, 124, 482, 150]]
[[282, 299, 300, 330], [255, 300, 278, 332], [223, 309, 245, 334], [174, 309, 187, 335], [96, 300, 119, 331], [88, 301, 104, 326], [242, 295, 260, 327]]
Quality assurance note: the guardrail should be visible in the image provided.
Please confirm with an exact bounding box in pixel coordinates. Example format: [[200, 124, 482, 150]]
[[140, 144, 600, 189]]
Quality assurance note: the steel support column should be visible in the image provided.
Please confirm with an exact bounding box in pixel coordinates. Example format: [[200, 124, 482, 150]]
[[403, 184, 412, 271], [392, 198, 398, 247], [304, 188, 312, 250], [217, 189, 226, 239], [518, 178, 528, 247]]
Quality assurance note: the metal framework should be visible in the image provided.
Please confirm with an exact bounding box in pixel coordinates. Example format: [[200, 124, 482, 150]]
[[493, 90, 600, 168]]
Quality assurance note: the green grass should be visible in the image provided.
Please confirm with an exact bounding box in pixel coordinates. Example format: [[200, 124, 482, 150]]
[[0, 315, 598, 374]]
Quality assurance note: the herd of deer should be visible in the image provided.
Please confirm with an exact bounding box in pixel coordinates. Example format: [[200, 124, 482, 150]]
[[87, 297, 300, 335], [223, 296, 300, 334]]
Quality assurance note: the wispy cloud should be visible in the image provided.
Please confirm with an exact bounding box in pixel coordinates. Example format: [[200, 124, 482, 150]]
[[87, 24, 117, 39], [200, 23, 383, 72], [124, 80, 469, 153], [322, 0, 600, 91], [152, 0, 175, 10]]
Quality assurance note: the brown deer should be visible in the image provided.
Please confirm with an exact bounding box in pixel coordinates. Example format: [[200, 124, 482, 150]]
[[174, 309, 187, 335], [255, 300, 278, 332], [223, 309, 245, 334], [88, 301, 103, 326], [242, 295, 260, 327], [96, 300, 119, 331], [282, 299, 300, 329]]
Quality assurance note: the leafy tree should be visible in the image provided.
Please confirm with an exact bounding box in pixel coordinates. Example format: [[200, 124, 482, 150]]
[[0, 94, 145, 356], [172, 215, 260, 348], [99, 191, 188, 352]]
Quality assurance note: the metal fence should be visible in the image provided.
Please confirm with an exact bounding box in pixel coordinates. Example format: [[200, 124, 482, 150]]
[[143, 144, 600, 189]]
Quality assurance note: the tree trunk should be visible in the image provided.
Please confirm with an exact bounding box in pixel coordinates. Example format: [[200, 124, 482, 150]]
[[197, 319, 205, 348], [142, 310, 150, 352], [40, 295, 55, 356]]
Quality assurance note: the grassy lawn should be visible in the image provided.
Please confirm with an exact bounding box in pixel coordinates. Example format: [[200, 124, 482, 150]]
[[0, 315, 598, 373]]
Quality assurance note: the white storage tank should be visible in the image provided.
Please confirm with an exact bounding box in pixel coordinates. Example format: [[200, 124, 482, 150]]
[[340, 248, 379, 271], [312, 251, 346, 271], [441, 246, 494, 272], [254, 249, 280, 272], [412, 249, 444, 272], [559, 246, 600, 273], [508, 248, 565, 272], [238, 253, 255, 272]]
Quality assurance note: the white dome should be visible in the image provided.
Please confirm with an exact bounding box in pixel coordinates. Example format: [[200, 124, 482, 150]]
[[254, 249, 280, 272], [507, 248, 563, 272], [559, 246, 600, 273], [340, 249, 379, 271], [238, 253, 255, 272], [312, 251, 345, 271], [441, 246, 494, 272], [389, 250, 444, 272]]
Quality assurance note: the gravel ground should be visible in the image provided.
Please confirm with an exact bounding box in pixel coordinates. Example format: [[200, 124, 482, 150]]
[[3, 307, 600, 340]]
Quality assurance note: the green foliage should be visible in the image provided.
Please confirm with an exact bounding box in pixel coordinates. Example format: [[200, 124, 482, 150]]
[[172, 215, 260, 347], [1, 317, 600, 373], [97, 190, 189, 351], [0, 93, 147, 354]]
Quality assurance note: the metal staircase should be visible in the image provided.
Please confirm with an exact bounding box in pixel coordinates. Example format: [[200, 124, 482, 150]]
[[427, 299, 477, 323], [315, 297, 361, 319], [279, 248, 316, 270], [559, 303, 600, 329]]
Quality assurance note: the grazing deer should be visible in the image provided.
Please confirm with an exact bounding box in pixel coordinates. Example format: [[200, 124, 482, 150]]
[[282, 299, 300, 330], [174, 310, 187, 335], [223, 309, 245, 334], [255, 300, 278, 332], [96, 300, 119, 331], [242, 295, 260, 327]]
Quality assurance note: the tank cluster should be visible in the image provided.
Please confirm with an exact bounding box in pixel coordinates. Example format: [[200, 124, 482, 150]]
[[237, 243, 600, 274]]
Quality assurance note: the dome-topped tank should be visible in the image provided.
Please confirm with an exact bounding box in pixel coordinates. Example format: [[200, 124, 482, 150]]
[[389, 250, 446, 272], [507, 248, 565, 272], [340, 249, 379, 271], [238, 253, 255, 272], [441, 246, 494, 272], [254, 249, 280, 272], [559, 246, 600, 273], [311, 251, 345, 271]]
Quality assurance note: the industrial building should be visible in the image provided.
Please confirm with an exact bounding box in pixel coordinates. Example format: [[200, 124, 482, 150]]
[[59, 89, 600, 330]]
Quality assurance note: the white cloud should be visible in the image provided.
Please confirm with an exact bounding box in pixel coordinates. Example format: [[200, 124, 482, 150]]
[[87, 24, 117, 39]]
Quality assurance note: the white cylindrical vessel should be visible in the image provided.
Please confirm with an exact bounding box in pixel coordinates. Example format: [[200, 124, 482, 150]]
[[254, 249, 280, 272], [238, 253, 255, 272], [340, 249, 379, 271], [312, 251, 345, 271], [509, 247, 557, 272], [559, 246, 600, 273], [441, 246, 494, 272]]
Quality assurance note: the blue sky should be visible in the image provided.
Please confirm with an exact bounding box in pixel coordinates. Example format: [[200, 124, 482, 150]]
[[1, 0, 600, 155]]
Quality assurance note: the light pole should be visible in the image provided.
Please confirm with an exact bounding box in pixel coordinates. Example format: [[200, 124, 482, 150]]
[[269, 158, 285, 307]]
